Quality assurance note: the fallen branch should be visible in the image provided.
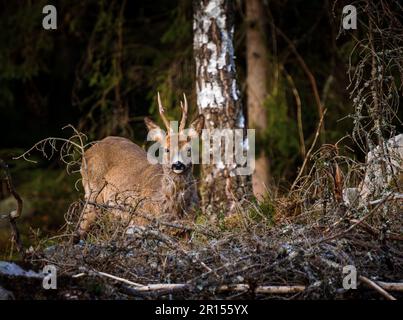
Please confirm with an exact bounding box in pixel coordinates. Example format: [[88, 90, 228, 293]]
[[74, 267, 307, 295], [376, 281, 403, 292], [76, 269, 143, 287], [359, 276, 397, 300], [130, 283, 189, 292], [320, 257, 398, 300], [81, 269, 306, 295], [217, 284, 306, 294], [127, 283, 306, 294], [128, 283, 306, 294]]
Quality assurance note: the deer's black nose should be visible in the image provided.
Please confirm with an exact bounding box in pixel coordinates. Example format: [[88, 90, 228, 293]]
[[172, 161, 186, 171]]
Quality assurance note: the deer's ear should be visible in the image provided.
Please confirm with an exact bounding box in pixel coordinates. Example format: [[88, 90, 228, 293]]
[[144, 117, 164, 142], [188, 115, 204, 139], [144, 117, 160, 131]]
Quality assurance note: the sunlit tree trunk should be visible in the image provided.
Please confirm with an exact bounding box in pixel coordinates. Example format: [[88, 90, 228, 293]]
[[246, 0, 270, 199], [193, 0, 252, 216]]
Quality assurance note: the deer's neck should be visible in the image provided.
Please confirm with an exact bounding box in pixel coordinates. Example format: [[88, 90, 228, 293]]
[[160, 170, 198, 218]]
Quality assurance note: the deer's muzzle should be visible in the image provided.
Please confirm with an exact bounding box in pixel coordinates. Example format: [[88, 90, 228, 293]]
[[172, 161, 186, 174]]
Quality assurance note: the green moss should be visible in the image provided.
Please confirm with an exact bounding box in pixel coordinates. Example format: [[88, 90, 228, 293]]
[[248, 196, 275, 225]]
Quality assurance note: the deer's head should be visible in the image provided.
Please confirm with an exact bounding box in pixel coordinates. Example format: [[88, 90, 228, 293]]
[[145, 93, 204, 175]]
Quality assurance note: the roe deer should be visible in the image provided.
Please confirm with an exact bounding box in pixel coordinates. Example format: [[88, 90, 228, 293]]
[[77, 93, 204, 238]]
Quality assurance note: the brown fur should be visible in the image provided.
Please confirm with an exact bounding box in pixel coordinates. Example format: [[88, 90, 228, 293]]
[[78, 111, 204, 238]]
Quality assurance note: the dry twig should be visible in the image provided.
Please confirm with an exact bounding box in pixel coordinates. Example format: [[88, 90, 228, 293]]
[[0, 159, 24, 259]]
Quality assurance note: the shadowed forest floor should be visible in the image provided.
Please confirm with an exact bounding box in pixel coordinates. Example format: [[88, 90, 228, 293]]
[[1, 192, 402, 300]]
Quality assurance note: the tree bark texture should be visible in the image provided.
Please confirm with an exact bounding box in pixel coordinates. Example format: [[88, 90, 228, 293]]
[[246, 0, 270, 199], [193, 0, 252, 216]]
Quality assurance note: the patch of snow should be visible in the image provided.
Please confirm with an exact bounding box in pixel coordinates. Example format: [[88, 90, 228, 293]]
[[0, 261, 42, 278]]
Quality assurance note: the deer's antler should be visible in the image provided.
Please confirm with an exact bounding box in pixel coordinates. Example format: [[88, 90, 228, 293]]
[[179, 93, 188, 132], [157, 92, 170, 131]]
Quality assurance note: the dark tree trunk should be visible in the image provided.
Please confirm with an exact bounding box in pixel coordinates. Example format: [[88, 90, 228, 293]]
[[246, 0, 270, 199], [193, 0, 252, 216]]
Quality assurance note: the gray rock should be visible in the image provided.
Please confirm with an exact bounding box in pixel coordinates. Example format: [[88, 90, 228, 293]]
[[359, 134, 402, 199], [343, 134, 403, 206]]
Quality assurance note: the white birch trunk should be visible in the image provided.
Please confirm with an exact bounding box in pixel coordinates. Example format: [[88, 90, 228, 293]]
[[193, 0, 252, 215]]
